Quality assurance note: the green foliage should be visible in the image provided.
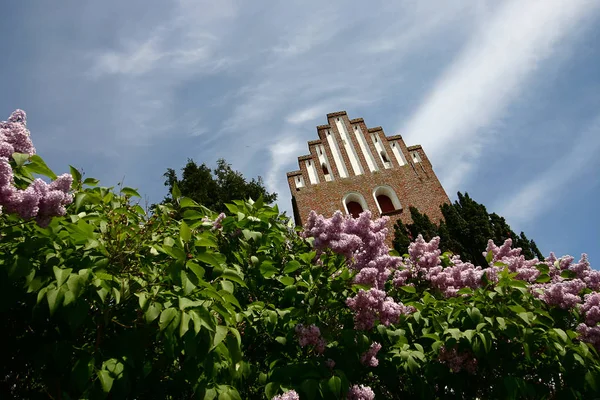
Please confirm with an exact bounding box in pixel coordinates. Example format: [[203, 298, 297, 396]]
[[393, 193, 544, 265], [2, 159, 599, 399], [162, 158, 277, 213]]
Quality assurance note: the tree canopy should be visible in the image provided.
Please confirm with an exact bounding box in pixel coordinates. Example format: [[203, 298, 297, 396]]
[[163, 158, 277, 213], [393, 192, 543, 266]]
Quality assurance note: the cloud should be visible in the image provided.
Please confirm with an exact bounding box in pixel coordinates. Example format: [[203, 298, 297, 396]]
[[496, 114, 600, 224], [266, 136, 305, 198], [401, 0, 599, 194]]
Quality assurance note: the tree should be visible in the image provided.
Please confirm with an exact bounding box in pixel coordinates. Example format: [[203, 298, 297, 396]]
[[163, 158, 277, 213], [393, 192, 543, 266]]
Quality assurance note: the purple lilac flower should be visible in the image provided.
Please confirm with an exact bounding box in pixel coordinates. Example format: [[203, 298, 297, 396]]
[[272, 390, 300, 400], [360, 342, 382, 367], [438, 346, 478, 374], [347, 384, 375, 400], [580, 293, 600, 326], [485, 239, 540, 282], [0, 111, 72, 226], [531, 279, 586, 309], [346, 289, 414, 330], [325, 358, 335, 369], [0, 109, 35, 156], [303, 210, 400, 290], [212, 212, 226, 230], [295, 324, 326, 354], [577, 324, 600, 351]]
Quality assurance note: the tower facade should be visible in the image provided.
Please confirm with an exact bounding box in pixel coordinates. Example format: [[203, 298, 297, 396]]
[[286, 111, 450, 241]]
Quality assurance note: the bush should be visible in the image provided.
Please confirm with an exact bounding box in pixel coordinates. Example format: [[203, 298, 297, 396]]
[[1, 110, 600, 399]]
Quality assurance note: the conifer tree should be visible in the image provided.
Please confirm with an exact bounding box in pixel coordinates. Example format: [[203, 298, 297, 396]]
[[393, 192, 543, 265]]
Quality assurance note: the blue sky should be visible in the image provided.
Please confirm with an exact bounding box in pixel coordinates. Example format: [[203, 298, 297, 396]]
[[1, 1, 599, 264]]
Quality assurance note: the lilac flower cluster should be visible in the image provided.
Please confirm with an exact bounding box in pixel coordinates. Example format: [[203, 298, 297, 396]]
[[0, 109, 36, 157], [272, 390, 300, 400], [438, 346, 478, 374], [484, 239, 540, 282], [360, 342, 382, 367], [393, 235, 485, 297], [304, 211, 413, 329], [531, 253, 600, 309], [303, 210, 401, 289], [295, 324, 326, 354], [346, 384, 375, 400], [577, 293, 600, 350], [346, 288, 415, 330], [0, 110, 72, 226]]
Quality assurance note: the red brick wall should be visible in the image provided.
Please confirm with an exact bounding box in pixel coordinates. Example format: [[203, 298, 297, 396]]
[[287, 111, 450, 245]]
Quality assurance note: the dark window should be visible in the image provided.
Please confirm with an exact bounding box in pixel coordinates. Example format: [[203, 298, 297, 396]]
[[380, 151, 389, 163], [376, 195, 395, 213], [322, 163, 329, 175], [346, 201, 363, 218]]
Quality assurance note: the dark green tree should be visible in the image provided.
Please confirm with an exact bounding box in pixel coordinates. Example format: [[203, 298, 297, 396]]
[[393, 192, 543, 266], [163, 158, 277, 213]]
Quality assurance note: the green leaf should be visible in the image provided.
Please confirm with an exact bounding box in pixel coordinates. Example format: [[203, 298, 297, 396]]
[[74, 192, 88, 211], [221, 269, 246, 287], [535, 274, 551, 283], [180, 221, 191, 242], [121, 187, 140, 197], [172, 182, 181, 200], [187, 261, 206, 281], [97, 370, 114, 393], [83, 177, 99, 186], [47, 287, 64, 315], [180, 311, 191, 337], [283, 260, 301, 273], [159, 308, 179, 331], [560, 270, 577, 279], [327, 376, 342, 397], [180, 197, 200, 208], [517, 312, 531, 325], [53, 266, 72, 287], [242, 229, 262, 241], [586, 370, 600, 392], [279, 276, 295, 286], [553, 328, 568, 343], [265, 383, 280, 400], [145, 302, 162, 323], [485, 250, 493, 264], [26, 155, 58, 179], [12, 152, 30, 166], [400, 285, 416, 293], [181, 270, 196, 295], [70, 165, 82, 185], [260, 261, 278, 278], [212, 325, 228, 350]]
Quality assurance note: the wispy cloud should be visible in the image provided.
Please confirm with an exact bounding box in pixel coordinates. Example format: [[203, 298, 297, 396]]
[[496, 114, 600, 224], [401, 0, 599, 193]]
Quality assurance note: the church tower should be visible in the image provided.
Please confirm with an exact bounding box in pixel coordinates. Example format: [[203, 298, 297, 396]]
[[286, 111, 450, 241]]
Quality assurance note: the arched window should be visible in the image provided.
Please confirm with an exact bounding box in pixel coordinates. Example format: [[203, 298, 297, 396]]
[[376, 195, 394, 213], [342, 192, 369, 218], [346, 201, 363, 218], [372, 185, 402, 215]]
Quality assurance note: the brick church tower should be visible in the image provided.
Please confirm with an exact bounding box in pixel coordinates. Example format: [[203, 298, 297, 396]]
[[286, 111, 450, 242]]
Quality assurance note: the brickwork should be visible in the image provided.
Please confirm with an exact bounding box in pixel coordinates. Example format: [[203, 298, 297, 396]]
[[287, 111, 450, 244]]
